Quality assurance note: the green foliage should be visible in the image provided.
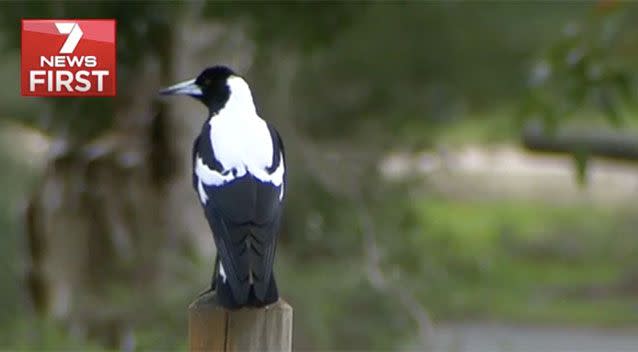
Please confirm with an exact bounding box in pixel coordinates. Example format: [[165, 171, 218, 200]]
[[289, 2, 590, 141], [276, 180, 420, 349], [1, 318, 109, 351], [573, 148, 589, 185], [519, 3, 638, 183], [521, 5, 637, 127], [410, 198, 638, 324], [278, 256, 412, 350], [280, 178, 638, 348], [204, 1, 362, 53]]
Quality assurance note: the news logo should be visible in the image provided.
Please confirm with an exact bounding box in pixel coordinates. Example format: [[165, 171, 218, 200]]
[[21, 19, 116, 97]]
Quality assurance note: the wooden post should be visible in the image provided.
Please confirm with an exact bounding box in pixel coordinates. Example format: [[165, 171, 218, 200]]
[[188, 292, 293, 352]]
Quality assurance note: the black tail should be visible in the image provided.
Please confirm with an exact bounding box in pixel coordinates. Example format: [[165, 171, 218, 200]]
[[215, 267, 279, 309], [203, 194, 282, 309]]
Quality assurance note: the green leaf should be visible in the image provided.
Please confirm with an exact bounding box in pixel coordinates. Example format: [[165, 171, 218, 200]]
[[572, 149, 589, 186], [611, 72, 634, 102], [597, 87, 623, 127]]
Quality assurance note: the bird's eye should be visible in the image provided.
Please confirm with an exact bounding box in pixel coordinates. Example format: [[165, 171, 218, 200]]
[[204, 79, 211, 85]]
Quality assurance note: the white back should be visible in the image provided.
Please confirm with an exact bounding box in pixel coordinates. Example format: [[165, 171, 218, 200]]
[[194, 75, 285, 203], [209, 76, 273, 173]]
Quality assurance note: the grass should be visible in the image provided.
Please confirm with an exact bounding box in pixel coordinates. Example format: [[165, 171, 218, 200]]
[[412, 197, 638, 326], [2, 318, 110, 352]]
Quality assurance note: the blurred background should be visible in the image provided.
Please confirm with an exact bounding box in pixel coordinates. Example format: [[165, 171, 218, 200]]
[[1, 1, 638, 351]]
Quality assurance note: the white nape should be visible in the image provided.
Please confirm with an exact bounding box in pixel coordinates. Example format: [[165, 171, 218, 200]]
[[193, 75, 285, 196], [209, 76, 272, 175], [221, 76, 257, 115]]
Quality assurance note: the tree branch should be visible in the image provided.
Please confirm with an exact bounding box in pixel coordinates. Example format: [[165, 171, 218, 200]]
[[522, 121, 638, 161]]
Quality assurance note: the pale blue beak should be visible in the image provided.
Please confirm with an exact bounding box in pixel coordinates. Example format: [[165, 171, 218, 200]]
[[159, 78, 203, 97]]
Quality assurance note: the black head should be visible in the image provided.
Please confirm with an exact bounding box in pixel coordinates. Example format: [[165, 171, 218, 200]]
[[160, 65, 237, 113]]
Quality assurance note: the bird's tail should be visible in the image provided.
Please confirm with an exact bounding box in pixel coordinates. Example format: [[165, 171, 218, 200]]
[[250, 273, 278, 307], [215, 270, 278, 309]]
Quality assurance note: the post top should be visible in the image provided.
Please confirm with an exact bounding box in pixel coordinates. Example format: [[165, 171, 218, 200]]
[[189, 291, 292, 312]]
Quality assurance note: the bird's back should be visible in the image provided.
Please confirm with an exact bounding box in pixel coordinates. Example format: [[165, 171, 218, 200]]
[[192, 112, 285, 308], [194, 114, 284, 223]]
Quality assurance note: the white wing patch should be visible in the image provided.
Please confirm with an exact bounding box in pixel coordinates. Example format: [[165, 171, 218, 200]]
[[219, 262, 227, 283], [279, 183, 285, 201], [248, 152, 285, 186], [197, 178, 208, 204], [195, 153, 285, 204], [273, 153, 285, 187], [195, 155, 238, 187]]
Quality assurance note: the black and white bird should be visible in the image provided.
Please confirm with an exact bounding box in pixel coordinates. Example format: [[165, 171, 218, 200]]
[[160, 66, 285, 309]]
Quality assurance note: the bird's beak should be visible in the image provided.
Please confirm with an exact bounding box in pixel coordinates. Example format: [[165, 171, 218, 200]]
[[159, 78, 203, 97]]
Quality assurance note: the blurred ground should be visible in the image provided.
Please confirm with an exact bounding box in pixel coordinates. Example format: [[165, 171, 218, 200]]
[[383, 145, 638, 205], [430, 323, 638, 352]]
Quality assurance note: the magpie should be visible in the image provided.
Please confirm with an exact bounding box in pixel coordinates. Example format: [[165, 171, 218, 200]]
[[160, 66, 285, 309]]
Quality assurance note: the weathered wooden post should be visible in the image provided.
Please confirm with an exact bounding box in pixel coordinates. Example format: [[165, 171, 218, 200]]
[[188, 292, 293, 352]]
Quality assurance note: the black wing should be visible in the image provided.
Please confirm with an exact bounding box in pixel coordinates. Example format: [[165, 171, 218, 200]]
[[255, 123, 286, 297]]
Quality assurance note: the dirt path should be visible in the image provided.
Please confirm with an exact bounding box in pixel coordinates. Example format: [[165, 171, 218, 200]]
[[382, 145, 638, 205]]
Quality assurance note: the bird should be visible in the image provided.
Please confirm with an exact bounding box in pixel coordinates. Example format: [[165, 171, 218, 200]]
[[160, 66, 285, 309]]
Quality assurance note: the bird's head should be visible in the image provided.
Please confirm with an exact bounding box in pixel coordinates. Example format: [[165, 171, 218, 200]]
[[160, 65, 248, 114]]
